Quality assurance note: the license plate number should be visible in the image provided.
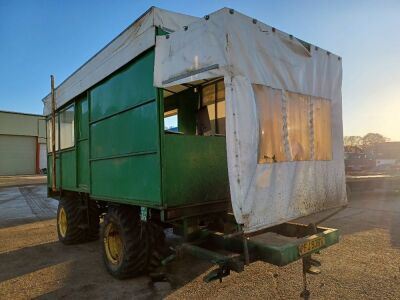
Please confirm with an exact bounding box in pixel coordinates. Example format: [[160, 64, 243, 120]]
[[298, 237, 325, 256]]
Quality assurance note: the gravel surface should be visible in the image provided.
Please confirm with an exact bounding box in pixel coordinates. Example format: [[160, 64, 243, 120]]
[[0, 187, 399, 299], [167, 228, 400, 299]]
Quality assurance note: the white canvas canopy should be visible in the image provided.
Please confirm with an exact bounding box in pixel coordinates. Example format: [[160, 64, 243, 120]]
[[42, 7, 199, 115], [154, 8, 347, 233], [43, 7, 347, 233]]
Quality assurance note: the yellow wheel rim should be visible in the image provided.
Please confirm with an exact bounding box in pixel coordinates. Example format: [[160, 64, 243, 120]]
[[104, 222, 122, 265], [58, 207, 68, 238]]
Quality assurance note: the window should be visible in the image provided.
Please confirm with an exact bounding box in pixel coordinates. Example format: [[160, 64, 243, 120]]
[[254, 84, 333, 164], [312, 97, 332, 160], [60, 105, 75, 149], [253, 84, 286, 163], [286, 92, 311, 161], [201, 80, 226, 135], [164, 109, 178, 132], [47, 116, 59, 152]]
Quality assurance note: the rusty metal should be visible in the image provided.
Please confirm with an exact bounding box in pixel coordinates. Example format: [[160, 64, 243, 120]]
[[300, 257, 311, 300]]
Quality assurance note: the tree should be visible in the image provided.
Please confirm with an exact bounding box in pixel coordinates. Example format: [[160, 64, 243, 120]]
[[361, 133, 389, 148], [343, 136, 363, 147]]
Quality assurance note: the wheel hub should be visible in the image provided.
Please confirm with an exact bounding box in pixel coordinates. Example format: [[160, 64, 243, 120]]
[[58, 207, 68, 238], [104, 222, 122, 265]]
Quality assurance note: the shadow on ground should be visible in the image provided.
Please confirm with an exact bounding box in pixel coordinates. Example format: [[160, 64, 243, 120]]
[[1, 190, 399, 299], [0, 220, 212, 300]]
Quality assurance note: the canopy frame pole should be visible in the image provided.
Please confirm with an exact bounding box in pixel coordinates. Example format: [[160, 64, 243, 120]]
[[51, 75, 56, 192]]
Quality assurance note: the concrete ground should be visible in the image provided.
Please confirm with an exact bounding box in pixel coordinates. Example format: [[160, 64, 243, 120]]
[[0, 185, 57, 228], [0, 184, 399, 299], [0, 175, 47, 188]]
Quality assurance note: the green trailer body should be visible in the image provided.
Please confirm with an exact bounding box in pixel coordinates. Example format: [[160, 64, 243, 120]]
[[44, 8, 342, 295], [47, 49, 230, 215]]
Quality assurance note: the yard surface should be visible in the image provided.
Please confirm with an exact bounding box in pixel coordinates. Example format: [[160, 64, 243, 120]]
[[0, 175, 47, 188], [0, 181, 399, 299]]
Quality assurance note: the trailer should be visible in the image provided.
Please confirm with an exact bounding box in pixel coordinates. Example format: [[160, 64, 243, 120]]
[[43, 7, 346, 298]]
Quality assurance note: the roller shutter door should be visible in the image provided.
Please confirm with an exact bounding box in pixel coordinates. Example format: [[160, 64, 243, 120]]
[[0, 135, 36, 175]]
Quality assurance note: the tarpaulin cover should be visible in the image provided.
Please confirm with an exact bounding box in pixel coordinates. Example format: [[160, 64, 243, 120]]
[[42, 7, 198, 115], [154, 8, 347, 233]]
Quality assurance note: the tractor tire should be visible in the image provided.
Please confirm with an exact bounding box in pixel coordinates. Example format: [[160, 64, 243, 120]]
[[57, 197, 100, 244], [57, 198, 86, 244], [102, 205, 165, 279]]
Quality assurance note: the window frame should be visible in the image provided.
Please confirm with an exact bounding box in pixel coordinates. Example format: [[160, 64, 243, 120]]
[[46, 114, 60, 153], [200, 79, 226, 136], [164, 108, 178, 131], [59, 104, 75, 150]]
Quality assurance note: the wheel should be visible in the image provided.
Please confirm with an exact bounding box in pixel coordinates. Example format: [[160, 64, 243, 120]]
[[102, 205, 165, 279], [57, 197, 100, 244], [57, 198, 86, 244]]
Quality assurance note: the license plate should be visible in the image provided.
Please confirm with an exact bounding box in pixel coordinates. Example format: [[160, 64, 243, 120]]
[[298, 237, 325, 256]]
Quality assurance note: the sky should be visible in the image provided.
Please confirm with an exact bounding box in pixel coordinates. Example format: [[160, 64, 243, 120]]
[[0, 0, 399, 140]]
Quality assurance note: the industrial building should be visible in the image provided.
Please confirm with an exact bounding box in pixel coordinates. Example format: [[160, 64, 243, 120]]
[[0, 110, 47, 175]]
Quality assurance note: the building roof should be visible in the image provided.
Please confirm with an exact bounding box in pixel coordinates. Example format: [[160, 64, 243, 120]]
[[0, 109, 44, 118]]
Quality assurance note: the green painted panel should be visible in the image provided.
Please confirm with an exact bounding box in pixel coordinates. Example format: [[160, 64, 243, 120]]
[[77, 96, 89, 139], [90, 51, 155, 122], [250, 228, 340, 266], [90, 101, 158, 159], [61, 150, 76, 189], [76, 96, 89, 190], [91, 154, 161, 205], [48, 49, 162, 204], [47, 154, 61, 189], [178, 89, 198, 135], [88, 49, 161, 205], [164, 135, 230, 207], [77, 140, 89, 190]]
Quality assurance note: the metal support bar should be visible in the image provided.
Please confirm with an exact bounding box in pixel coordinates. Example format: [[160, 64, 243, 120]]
[[162, 64, 219, 85], [181, 243, 244, 273], [50, 75, 56, 192], [222, 230, 244, 239], [243, 236, 250, 266], [300, 257, 310, 299]]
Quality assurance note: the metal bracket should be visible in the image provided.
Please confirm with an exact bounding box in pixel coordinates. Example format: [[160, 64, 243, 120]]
[[203, 265, 231, 283], [140, 207, 148, 222], [162, 64, 219, 85], [300, 254, 322, 299]]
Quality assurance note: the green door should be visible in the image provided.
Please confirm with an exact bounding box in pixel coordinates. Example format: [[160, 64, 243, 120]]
[[76, 96, 90, 190]]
